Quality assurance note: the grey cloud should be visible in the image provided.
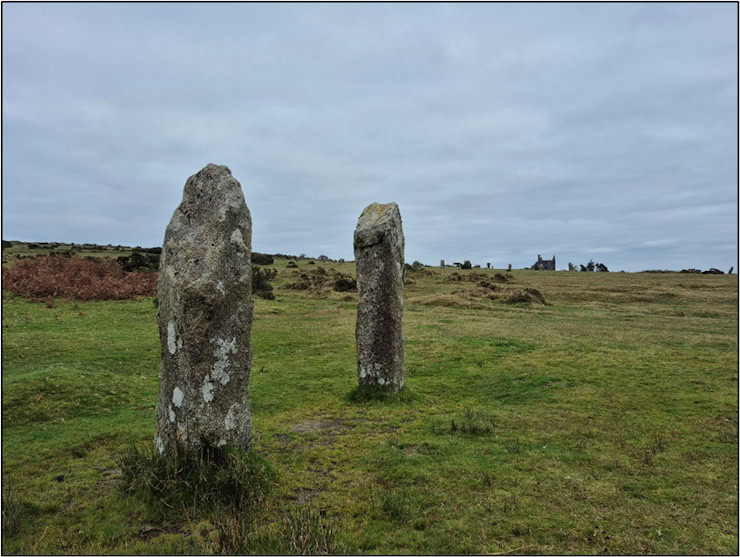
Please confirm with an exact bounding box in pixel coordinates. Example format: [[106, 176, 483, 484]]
[[2, 3, 736, 270]]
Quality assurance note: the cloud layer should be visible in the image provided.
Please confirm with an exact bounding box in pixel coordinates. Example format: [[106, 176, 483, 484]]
[[3, 3, 737, 270]]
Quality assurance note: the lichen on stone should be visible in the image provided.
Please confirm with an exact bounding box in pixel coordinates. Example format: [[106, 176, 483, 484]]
[[211, 337, 237, 385], [167, 321, 177, 354], [172, 387, 185, 407]]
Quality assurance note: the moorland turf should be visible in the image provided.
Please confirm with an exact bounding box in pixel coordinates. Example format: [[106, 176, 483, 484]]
[[1, 248, 738, 554]]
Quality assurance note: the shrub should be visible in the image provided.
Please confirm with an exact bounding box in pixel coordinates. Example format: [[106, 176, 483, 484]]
[[252, 266, 276, 300], [251, 252, 274, 265], [117, 252, 159, 272], [286, 261, 298, 268], [334, 276, 356, 292], [2, 255, 157, 301]]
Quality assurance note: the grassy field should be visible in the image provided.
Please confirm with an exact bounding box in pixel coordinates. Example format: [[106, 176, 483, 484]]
[[2, 255, 738, 554]]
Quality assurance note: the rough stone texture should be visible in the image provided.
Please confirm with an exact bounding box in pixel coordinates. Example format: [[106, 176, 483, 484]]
[[155, 164, 253, 455], [354, 202, 405, 391]]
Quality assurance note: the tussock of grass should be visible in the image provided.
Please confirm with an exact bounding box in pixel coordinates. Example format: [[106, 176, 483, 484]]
[[118, 441, 276, 515], [346, 384, 416, 404], [2, 477, 23, 538], [275, 505, 342, 554], [380, 491, 414, 523], [504, 287, 547, 304]]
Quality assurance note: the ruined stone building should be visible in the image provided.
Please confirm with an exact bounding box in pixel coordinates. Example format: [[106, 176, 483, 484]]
[[532, 254, 556, 271]]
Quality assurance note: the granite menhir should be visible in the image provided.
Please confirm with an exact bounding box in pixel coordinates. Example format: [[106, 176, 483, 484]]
[[155, 164, 253, 455], [353, 202, 405, 392]]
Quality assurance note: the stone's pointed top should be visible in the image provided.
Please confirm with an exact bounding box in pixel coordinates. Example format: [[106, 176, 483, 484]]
[[201, 163, 232, 175], [354, 202, 402, 250]]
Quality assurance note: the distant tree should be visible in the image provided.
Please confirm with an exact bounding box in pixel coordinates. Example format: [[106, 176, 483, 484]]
[[318, 255, 329, 262], [596, 263, 609, 272], [461, 260, 472, 270], [580, 264, 588, 272], [586, 260, 595, 272]]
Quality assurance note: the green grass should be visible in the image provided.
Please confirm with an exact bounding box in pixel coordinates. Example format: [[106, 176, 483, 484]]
[[2, 257, 738, 554]]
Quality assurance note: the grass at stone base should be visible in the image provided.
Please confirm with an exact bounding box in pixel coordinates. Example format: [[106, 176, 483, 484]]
[[1, 259, 738, 554]]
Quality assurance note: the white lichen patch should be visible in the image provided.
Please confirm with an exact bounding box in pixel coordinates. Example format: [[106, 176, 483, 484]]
[[224, 404, 239, 431], [177, 338, 183, 350], [230, 228, 247, 250], [378, 377, 386, 386], [217, 439, 227, 447], [167, 321, 177, 354], [169, 405, 176, 423], [172, 387, 185, 408], [216, 280, 226, 295], [211, 337, 238, 385], [155, 435, 165, 455], [202, 375, 214, 403]]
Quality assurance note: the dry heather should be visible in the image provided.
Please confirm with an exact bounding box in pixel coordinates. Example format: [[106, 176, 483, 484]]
[[2, 255, 157, 301]]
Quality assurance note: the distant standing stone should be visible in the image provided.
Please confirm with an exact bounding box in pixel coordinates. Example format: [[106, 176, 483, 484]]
[[729, 267, 734, 275], [440, 259, 445, 268], [155, 164, 253, 455], [354, 203, 405, 391]]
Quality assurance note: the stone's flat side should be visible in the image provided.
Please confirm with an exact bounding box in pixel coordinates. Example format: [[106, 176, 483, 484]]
[[353, 202, 405, 391], [155, 164, 253, 455]]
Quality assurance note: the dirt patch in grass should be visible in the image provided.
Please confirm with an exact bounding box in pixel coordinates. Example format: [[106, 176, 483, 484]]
[[290, 419, 347, 434]]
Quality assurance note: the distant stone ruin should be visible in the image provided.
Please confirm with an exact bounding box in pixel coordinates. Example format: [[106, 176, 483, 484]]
[[155, 164, 253, 455], [531, 254, 556, 271], [354, 202, 405, 392]]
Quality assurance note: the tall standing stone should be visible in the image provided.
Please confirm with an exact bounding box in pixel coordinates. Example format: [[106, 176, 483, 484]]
[[440, 260, 445, 268], [354, 203, 405, 391], [155, 164, 253, 455]]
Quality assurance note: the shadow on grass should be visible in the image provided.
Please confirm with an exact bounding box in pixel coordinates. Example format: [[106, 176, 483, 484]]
[[345, 385, 418, 405]]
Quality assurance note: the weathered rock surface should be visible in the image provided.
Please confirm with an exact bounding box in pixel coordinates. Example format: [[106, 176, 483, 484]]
[[155, 164, 253, 455], [354, 202, 405, 391]]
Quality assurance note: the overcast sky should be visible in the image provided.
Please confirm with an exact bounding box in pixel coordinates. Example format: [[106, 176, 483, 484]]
[[2, 3, 737, 270]]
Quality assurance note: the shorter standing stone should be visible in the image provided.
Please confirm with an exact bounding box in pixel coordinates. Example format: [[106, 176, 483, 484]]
[[354, 203, 405, 392], [486, 262, 491, 269], [508, 263, 512, 271], [729, 267, 734, 275], [440, 259, 445, 268]]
